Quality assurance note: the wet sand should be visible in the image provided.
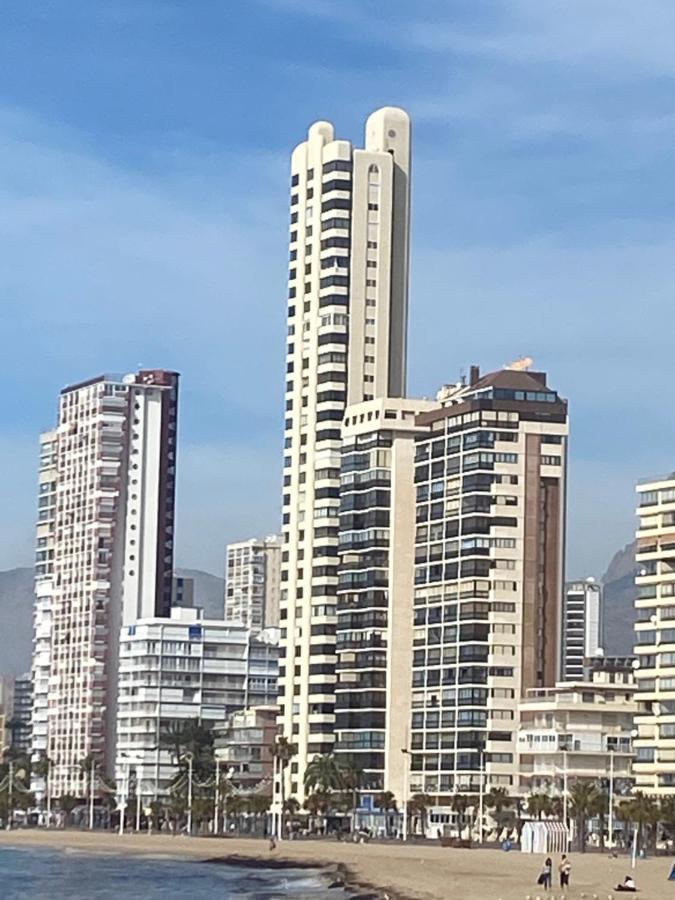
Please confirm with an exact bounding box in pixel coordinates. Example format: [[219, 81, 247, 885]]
[[0, 829, 670, 900]]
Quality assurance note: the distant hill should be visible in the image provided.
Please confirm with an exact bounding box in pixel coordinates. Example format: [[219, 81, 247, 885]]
[[0, 567, 34, 676], [175, 567, 225, 619], [0, 566, 225, 676], [601, 541, 637, 657]]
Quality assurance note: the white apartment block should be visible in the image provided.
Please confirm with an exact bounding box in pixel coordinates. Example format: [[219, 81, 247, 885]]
[[225, 535, 281, 630], [409, 365, 568, 803], [30, 369, 179, 798], [115, 608, 279, 799], [562, 579, 602, 681], [334, 397, 435, 822], [279, 107, 411, 798], [633, 475, 675, 795], [518, 661, 636, 795]]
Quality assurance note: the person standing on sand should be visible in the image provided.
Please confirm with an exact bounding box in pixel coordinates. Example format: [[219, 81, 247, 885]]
[[559, 853, 571, 889], [537, 857, 552, 889]]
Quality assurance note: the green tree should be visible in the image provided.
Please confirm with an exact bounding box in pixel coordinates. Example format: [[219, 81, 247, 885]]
[[58, 793, 78, 826], [569, 781, 602, 852], [526, 793, 553, 820], [590, 787, 609, 851], [304, 754, 344, 794], [338, 760, 363, 834], [409, 792, 433, 837], [375, 791, 397, 836], [271, 736, 296, 839], [451, 793, 470, 838], [304, 790, 331, 832]]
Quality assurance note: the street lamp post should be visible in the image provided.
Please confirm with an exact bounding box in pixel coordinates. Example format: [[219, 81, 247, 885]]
[[89, 757, 96, 830], [119, 761, 129, 836], [214, 760, 221, 836], [185, 752, 194, 837], [608, 749, 615, 849], [401, 747, 410, 842], [7, 761, 13, 831], [478, 750, 485, 845]]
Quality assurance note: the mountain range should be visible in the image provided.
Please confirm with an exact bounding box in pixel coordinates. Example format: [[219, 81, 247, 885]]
[[0, 566, 225, 676], [0, 543, 638, 677]]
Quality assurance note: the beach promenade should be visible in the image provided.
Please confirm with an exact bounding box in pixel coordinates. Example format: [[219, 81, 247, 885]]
[[0, 830, 671, 900]]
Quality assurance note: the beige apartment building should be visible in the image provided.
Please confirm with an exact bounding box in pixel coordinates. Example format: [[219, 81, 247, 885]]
[[225, 535, 281, 630], [31, 369, 179, 797], [518, 659, 636, 795], [408, 365, 568, 802], [278, 107, 411, 797], [633, 475, 675, 795], [334, 396, 435, 821]]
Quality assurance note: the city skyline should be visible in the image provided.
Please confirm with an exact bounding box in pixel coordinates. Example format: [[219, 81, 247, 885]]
[[4, 1, 675, 585]]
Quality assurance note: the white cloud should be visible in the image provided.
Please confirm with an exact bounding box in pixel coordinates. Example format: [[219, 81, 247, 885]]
[[408, 1, 675, 74]]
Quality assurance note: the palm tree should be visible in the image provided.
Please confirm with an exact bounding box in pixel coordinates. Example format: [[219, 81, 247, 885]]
[[338, 760, 363, 834], [569, 781, 602, 852], [375, 790, 397, 836], [409, 792, 433, 838], [451, 793, 470, 839], [58, 793, 78, 826], [304, 790, 331, 832], [304, 753, 344, 795], [660, 795, 675, 845], [590, 787, 609, 851], [271, 736, 296, 838], [625, 792, 660, 854], [486, 786, 512, 816], [159, 721, 187, 764], [527, 793, 552, 820]]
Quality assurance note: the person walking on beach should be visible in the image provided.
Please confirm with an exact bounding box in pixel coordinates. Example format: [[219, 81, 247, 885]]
[[537, 857, 552, 889], [559, 854, 571, 889]]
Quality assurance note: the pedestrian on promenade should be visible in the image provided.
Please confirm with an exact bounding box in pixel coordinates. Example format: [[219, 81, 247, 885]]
[[559, 853, 571, 889]]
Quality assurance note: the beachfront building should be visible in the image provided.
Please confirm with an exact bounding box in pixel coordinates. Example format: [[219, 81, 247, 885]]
[[278, 107, 412, 798], [213, 705, 278, 794], [30, 369, 179, 797], [334, 396, 435, 823], [408, 364, 568, 803], [633, 475, 675, 795], [562, 579, 603, 681], [518, 659, 636, 795], [225, 535, 282, 630], [114, 607, 279, 800]]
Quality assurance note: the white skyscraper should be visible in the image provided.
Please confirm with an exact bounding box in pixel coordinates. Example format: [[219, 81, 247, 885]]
[[562, 579, 603, 680], [278, 107, 411, 797], [30, 369, 179, 798]]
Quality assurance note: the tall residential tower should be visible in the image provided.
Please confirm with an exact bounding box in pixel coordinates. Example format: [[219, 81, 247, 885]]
[[31, 369, 178, 797], [225, 535, 282, 630], [278, 108, 411, 795]]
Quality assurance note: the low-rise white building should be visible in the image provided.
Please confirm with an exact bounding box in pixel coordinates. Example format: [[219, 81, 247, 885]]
[[115, 608, 278, 800], [518, 661, 637, 794]]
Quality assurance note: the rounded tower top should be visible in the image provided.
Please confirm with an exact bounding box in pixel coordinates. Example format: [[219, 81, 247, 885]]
[[308, 120, 335, 144]]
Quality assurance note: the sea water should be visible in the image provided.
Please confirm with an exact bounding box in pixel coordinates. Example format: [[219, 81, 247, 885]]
[[0, 846, 342, 899]]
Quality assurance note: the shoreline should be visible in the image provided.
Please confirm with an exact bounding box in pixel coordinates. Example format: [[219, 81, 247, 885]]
[[0, 828, 670, 899]]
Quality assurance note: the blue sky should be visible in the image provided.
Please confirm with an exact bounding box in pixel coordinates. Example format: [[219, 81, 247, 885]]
[[2, 0, 675, 578]]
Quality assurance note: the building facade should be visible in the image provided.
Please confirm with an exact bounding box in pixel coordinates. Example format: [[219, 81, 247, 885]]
[[278, 107, 412, 798], [409, 365, 568, 802], [115, 608, 278, 799], [562, 579, 602, 681], [214, 705, 278, 794], [518, 661, 636, 795], [225, 536, 281, 630], [334, 397, 435, 816], [633, 475, 675, 795], [171, 574, 195, 609], [30, 369, 179, 797]]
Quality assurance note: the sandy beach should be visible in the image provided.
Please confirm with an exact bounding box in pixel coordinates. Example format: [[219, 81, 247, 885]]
[[0, 829, 672, 900]]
